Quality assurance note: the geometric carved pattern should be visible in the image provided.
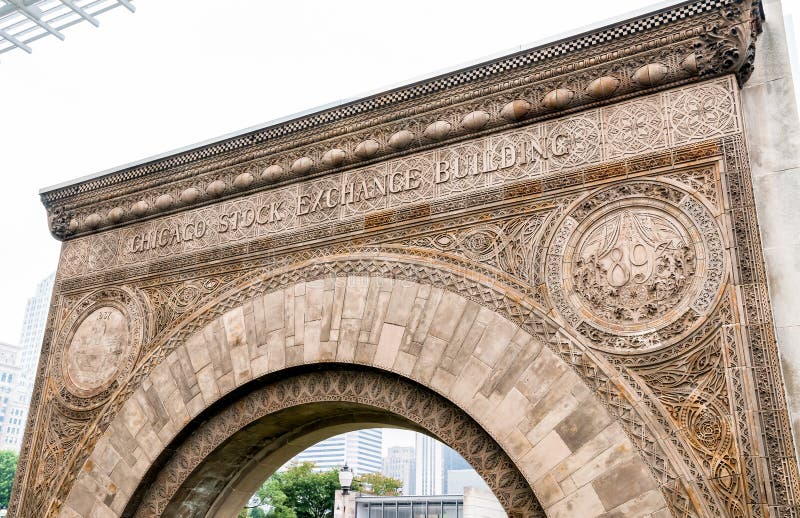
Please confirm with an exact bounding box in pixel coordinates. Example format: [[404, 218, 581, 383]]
[[131, 369, 544, 518], [669, 82, 740, 144], [638, 333, 747, 517], [402, 214, 544, 284], [51, 78, 743, 280], [605, 97, 667, 158], [18, 128, 800, 516], [21, 127, 800, 516], [31, 256, 692, 517]]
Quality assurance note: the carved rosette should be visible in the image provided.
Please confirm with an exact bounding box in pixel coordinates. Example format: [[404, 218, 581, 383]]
[[52, 288, 145, 410], [547, 181, 725, 352]]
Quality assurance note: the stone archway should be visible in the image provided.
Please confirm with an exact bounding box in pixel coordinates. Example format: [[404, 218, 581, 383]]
[[127, 367, 543, 517], [16, 2, 800, 516], [59, 272, 668, 518]]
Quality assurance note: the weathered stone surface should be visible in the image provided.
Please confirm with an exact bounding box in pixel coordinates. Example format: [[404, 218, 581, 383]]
[[14, 2, 800, 517], [742, 0, 800, 481]]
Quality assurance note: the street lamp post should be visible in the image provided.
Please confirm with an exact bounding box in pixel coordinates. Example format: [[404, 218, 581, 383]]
[[338, 464, 354, 518]]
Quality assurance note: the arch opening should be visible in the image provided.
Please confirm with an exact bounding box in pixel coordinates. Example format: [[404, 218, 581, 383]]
[[64, 272, 669, 518], [240, 426, 505, 518], [125, 365, 543, 518]]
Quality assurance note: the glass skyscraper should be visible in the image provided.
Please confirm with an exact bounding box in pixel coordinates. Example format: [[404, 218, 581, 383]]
[[291, 428, 383, 475], [383, 445, 416, 495], [0, 343, 26, 449], [18, 272, 55, 406], [0, 273, 55, 451], [415, 434, 443, 495]]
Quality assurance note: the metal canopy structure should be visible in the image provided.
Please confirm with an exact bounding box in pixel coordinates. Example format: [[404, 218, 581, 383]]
[[0, 0, 134, 56]]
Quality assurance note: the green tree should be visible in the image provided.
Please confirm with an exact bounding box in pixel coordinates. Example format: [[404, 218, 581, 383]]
[[0, 450, 18, 509], [259, 471, 297, 518], [354, 473, 402, 496], [247, 462, 405, 517], [257, 462, 336, 518]]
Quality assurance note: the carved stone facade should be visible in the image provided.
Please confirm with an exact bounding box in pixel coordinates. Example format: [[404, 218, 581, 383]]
[[12, 1, 800, 517]]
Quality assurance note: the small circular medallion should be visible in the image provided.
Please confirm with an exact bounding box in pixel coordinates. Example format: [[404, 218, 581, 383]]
[[64, 306, 130, 396]]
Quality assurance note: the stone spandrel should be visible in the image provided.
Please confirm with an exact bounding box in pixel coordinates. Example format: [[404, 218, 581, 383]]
[[57, 77, 741, 280]]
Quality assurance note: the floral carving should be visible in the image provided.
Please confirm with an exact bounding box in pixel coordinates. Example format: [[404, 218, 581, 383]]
[[570, 208, 696, 327], [550, 181, 723, 345], [13, 4, 800, 514], [669, 82, 739, 143], [50, 287, 145, 410], [605, 98, 667, 158], [637, 336, 747, 517], [402, 215, 543, 283]]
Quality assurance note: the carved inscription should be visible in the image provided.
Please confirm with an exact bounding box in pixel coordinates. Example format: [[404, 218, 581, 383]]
[[550, 182, 724, 347], [58, 79, 743, 279], [63, 306, 129, 396], [127, 131, 572, 255], [131, 221, 208, 253]]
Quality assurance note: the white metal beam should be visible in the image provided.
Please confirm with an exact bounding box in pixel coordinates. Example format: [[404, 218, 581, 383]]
[[0, 0, 136, 57], [58, 0, 99, 27], [6, 0, 65, 40], [116, 0, 134, 13], [0, 27, 31, 52]]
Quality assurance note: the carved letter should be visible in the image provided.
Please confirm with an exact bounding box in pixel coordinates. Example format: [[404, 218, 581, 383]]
[[296, 194, 312, 216], [435, 161, 450, 184], [406, 169, 422, 190], [551, 134, 571, 157]]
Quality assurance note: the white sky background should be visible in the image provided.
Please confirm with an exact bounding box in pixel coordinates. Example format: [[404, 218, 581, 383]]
[[1, 0, 799, 454]]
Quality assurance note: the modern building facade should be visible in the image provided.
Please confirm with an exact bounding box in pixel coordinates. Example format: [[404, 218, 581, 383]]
[[18, 272, 55, 405], [445, 470, 488, 496], [414, 435, 485, 496], [414, 435, 442, 496], [0, 343, 25, 450], [441, 448, 474, 495], [338, 488, 505, 518], [353, 495, 464, 518], [292, 429, 383, 475], [382, 446, 415, 495]]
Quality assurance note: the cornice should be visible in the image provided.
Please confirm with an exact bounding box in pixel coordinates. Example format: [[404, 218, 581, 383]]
[[41, 0, 764, 241]]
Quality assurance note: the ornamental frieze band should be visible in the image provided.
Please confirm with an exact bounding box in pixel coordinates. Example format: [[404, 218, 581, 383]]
[[15, 1, 800, 517], [58, 78, 740, 279]]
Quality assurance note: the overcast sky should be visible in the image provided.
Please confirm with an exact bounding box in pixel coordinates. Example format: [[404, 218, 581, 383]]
[[1, 0, 799, 453]]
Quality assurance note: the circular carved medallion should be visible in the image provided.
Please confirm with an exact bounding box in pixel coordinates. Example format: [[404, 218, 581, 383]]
[[54, 288, 145, 409], [566, 206, 699, 331], [64, 306, 130, 395], [547, 181, 725, 352]]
